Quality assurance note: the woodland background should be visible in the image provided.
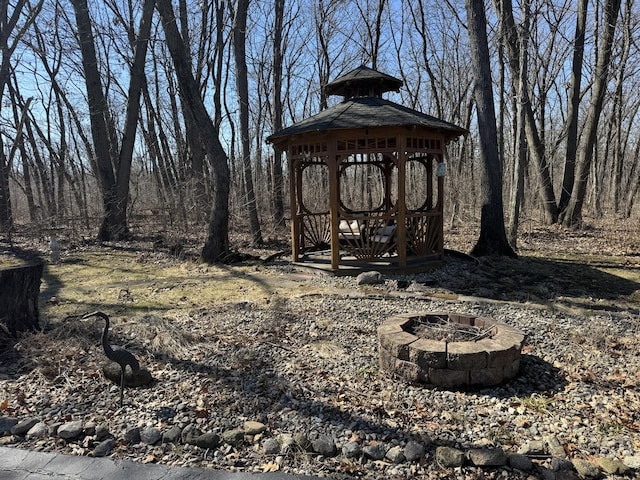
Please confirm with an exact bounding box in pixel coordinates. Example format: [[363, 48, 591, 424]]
[[0, 0, 639, 259]]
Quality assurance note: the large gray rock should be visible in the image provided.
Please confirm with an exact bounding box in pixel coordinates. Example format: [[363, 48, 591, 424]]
[[311, 434, 336, 457], [195, 432, 221, 450], [517, 440, 546, 455], [0, 418, 18, 435], [342, 441, 362, 459], [293, 432, 312, 452], [93, 439, 115, 457], [357, 271, 384, 285], [95, 424, 110, 441], [363, 443, 387, 460], [181, 425, 201, 445], [57, 420, 83, 440], [10, 418, 39, 436], [222, 428, 245, 447], [124, 427, 141, 444], [509, 453, 533, 471], [26, 422, 47, 440], [278, 434, 295, 453], [595, 457, 629, 475], [403, 441, 425, 462], [468, 448, 508, 466], [140, 427, 162, 445], [162, 425, 182, 444], [262, 438, 281, 455], [243, 421, 266, 435], [435, 446, 465, 468], [572, 458, 601, 478], [385, 445, 405, 464]]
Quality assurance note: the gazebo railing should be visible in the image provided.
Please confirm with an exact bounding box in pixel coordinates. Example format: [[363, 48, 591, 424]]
[[299, 213, 331, 251], [406, 211, 442, 256], [296, 209, 442, 264], [338, 214, 397, 260]]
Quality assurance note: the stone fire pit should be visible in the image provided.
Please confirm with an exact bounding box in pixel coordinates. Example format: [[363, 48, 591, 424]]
[[378, 312, 525, 388]]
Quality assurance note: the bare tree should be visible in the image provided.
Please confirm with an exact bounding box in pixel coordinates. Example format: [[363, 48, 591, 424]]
[[505, 0, 530, 249], [493, 0, 558, 225], [465, 0, 516, 257], [156, 0, 230, 261], [271, 0, 285, 226], [0, 0, 43, 235], [232, 0, 262, 246], [560, 0, 623, 227], [70, 0, 154, 240], [558, 0, 588, 213]]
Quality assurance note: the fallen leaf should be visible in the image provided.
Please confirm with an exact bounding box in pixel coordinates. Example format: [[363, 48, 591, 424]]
[[0, 399, 8, 411], [262, 462, 280, 472]]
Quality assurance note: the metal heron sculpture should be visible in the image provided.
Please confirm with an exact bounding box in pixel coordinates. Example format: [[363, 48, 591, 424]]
[[83, 311, 140, 407]]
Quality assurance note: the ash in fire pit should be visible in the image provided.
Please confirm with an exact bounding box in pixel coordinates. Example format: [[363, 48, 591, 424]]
[[378, 312, 525, 388]]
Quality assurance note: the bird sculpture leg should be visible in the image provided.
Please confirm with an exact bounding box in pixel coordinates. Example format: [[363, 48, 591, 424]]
[[119, 366, 125, 407]]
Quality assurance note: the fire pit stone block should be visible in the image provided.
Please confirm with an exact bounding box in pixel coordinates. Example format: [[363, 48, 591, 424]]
[[409, 338, 447, 370], [447, 342, 488, 370]]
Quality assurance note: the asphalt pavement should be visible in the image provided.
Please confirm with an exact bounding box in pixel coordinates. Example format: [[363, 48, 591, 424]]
[[0, 446, 328, 480]]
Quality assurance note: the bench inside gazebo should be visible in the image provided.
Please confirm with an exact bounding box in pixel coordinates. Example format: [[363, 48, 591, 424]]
[[267, 66, 466, 274]]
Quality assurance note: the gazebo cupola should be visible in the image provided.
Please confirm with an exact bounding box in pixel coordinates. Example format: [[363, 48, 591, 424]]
[[267, 66, 466, 273]]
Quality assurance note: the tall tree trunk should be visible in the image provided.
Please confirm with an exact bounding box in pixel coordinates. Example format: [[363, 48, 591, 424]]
[[560, 0, 622, 228], [9, 94, 37, 222], [233, 0, 262, 246], [610, 2, 631, 214], [72, 0, 153, 240], [494, 0, 558, 224], [558, 0, 588, 213], [0, 0, 43, 234], [0, 143, 11, 235], [71, 0, 123, 240], [271, 0, 285, 227], [466, 0, 516, 258], [507, 0, 530, 249], [156, 0, 230, 262], [114, 0, 156, 231]]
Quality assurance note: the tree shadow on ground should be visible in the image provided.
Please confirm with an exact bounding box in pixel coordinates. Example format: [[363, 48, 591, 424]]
[[474, 354, 568, 398], [426, 252, 640, 310]]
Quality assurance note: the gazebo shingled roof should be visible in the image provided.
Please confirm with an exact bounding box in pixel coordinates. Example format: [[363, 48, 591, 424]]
[[267, 66, 467, 273], [267, 96, 467, 147]]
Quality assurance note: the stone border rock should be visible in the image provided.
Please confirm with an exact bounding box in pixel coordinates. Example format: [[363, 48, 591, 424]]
[[378, 312, 525, 387], [3, 416, 638, 478]]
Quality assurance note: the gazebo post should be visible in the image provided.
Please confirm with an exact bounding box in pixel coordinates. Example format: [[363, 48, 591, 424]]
[[397, 137, 407, 268], [327, 142, 341, 270], [437, 153, 446, 259], [289, 152, 300, 262]]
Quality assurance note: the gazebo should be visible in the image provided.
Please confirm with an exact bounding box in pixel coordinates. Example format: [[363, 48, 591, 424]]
[[267, 66, 466, 273]]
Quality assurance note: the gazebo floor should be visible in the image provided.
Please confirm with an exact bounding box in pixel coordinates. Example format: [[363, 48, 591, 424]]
[[292, 250, 444, 276]]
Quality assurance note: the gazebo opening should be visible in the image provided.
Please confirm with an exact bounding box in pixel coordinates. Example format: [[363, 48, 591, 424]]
[[267, 66, 466, 273]]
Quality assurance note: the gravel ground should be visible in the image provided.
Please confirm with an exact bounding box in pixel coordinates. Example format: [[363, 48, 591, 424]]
[[1, 255, 640, 479]]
